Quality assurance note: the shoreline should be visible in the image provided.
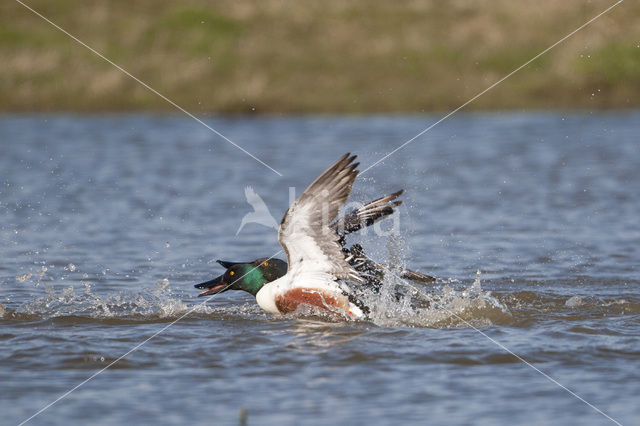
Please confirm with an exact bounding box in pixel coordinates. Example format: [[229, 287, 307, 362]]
[[3, 0, 639, 113]]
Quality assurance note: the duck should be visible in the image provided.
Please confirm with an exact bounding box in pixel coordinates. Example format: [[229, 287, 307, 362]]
[[195, 153, 434, 319], [195, 188, 433, 295], [195, 188, 435, 307]]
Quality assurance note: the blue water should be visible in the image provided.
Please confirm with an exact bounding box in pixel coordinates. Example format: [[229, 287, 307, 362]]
[[1, 112, 639, 425]]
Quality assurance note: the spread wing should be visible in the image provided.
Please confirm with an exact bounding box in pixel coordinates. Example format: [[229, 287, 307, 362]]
[[278, 153, 362, 282], [332, 190, 403, 243]]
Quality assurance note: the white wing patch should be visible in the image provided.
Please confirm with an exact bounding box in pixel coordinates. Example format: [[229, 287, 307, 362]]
[[278, 154, 363, 283]]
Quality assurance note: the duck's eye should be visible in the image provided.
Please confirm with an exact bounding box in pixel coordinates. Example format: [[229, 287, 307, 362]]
[[229, 271, 235, 276], [263, 262, 269, 267]]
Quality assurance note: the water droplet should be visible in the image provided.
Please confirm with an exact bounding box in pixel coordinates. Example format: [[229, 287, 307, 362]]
[[16, 273, 32, 283]]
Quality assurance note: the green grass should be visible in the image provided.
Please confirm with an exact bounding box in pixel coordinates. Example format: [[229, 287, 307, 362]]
[[148, 7, 242, 55], [576, 42, 640, 84], [480, 46, 550, 73], [0, 22, 66, 49], [1, 0, 639, 113]]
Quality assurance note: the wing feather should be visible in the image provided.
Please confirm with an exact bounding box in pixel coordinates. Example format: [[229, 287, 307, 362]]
[[332, 190, 403, 241], [278, 153, 362, 282]]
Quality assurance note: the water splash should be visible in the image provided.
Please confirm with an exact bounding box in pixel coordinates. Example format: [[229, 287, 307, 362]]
[[366, 269, 512, 328], [14, 278, 215, 321], [348, 224, 513, 327]]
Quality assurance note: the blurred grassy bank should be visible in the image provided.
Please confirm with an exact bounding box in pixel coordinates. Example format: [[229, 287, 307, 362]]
[[1, 0, 639, 113]]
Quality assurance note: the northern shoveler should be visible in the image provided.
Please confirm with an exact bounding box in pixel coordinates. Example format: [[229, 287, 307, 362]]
[[195, 187, 434, 295], [195, 154, 434, 319]]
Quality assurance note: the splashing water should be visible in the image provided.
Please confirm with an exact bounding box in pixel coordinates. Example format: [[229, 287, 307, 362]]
[[13, 278, 215, 321], [331, 217, 512, 327], [5, 222, 634, 328], [363, 268, 511, 328]]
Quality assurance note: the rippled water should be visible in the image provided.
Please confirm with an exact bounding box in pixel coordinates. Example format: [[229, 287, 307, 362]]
[[1, 112, 639, 425]]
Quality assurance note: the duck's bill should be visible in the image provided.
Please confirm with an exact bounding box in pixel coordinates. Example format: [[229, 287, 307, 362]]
[[194, 274, 228, 297]]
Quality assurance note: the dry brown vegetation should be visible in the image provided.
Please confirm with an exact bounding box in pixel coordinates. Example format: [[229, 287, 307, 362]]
[[1, 0, 639, 113]]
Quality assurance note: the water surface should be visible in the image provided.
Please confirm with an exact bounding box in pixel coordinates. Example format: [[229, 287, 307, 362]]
[[1, 112, 639, 425]]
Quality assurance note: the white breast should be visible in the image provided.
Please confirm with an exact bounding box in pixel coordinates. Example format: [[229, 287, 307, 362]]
[[255, 277, 285, 314]]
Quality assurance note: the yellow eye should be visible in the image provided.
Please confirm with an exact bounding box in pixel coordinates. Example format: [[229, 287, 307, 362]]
[[263, 262, 269, 267], [230, 271, 235, 276]]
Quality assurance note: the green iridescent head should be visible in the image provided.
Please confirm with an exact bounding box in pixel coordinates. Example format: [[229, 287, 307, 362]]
[[195, 258, 288, 297]]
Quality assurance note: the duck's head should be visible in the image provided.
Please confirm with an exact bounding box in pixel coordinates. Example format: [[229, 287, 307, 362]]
[[195, 258, 288, 297]]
